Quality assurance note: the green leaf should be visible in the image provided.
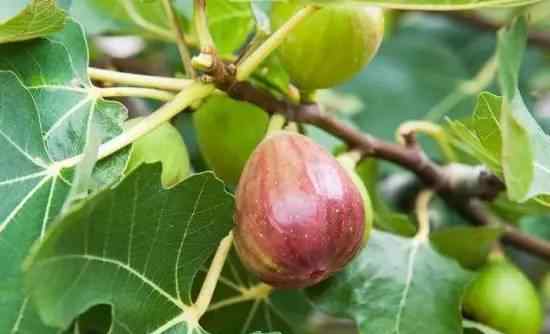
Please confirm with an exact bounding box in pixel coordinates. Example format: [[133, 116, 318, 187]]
[[298, 0, 542, 10], [308, 231, 473, 334], [448, 92, 503, 175], [0, 0, 67, 44], [25, 166, 234, 332], [125, 118, 192, 188], [0, 20, 128, 185], [202, 0, 254, 56], [70, 0, 173, 39], [0, 20, 128, 333], [431, 226, 503, 269], [497, 17, 550, 202], [200, 250, 312, 334], [72, 0, 253, 55]]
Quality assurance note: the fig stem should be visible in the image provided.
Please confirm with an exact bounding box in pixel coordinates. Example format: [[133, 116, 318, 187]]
[[96, 87, 176, 102], [88, 67, 192, 91], [194, 232, 234, 318], [267, 113, 287, 135], [207, 283, 272, 312], [194, 0, 216, 52], [336, 150, 363, 170], [161, 0, 195, 78], [284, 122, 299, 133], [415, 190, 434, 242], [396, 121, 457, 162], [236, 5, 320, 81]]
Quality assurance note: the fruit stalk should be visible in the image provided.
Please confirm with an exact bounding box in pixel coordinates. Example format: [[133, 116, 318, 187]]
[[236, 5, 320, 81], [194, 232, 234, 318]]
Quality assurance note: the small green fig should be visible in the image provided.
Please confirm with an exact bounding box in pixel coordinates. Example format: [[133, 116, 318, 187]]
[[337, 152, 373, 242], [463, 257, 543, 334], [125, 118, 191, 188], [234, 131, 366, 288], [193, 95, 268, 186], [271, 2, 384, 90]]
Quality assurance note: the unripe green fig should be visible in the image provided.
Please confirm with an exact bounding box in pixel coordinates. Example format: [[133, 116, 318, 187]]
[[193, 95, 269, 185], [125, 118, 191, 188], [234, 131, 366, 288], [463, 257, 543, 334], [271, 2, 384, 90], [337, 153, 373, 242]]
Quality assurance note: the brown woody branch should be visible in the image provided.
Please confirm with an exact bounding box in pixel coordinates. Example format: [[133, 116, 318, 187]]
[[201, 56, 550, 261]]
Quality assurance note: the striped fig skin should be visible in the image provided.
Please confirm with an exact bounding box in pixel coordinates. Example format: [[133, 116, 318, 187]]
[[234, 131, 365, 288]]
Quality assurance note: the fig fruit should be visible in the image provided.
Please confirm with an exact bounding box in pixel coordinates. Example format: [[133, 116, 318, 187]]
[[463, 257, 542, 334], [337, 153, 373, 242], [234, 131, 366, 288], [125, 118, 191, 188], [193, 95, 269, 185], [271, 2, 384, 90]]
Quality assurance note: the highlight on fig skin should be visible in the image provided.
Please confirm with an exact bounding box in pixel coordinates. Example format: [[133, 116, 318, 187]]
[[234, 131, 366, 289]]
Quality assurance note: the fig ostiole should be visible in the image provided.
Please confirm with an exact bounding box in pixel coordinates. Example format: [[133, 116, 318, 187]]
[[234, 131, 367, 288], [463, 256, 543, 334], [271, 1, 384, 90]]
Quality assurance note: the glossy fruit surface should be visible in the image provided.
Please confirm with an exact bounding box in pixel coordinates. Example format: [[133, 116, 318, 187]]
[[193, 95, 268, 186], [271, 2, 384, 90], [463, 258, 542, 334], [125, 118, 191, 188], [234, 131, 366, 288]]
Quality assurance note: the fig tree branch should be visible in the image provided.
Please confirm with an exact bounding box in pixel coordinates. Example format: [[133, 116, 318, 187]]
[[202, 59, 550, 261]]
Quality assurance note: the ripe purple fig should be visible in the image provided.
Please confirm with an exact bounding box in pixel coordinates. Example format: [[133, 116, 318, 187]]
[[234, 131, 366, 288]]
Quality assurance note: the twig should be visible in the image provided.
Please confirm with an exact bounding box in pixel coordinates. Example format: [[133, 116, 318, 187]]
[[88, 67, 191, 91], [161, 0, 195, 77], [415, 190, 434, 242], [396, 120, 457, 162], [97, 87, 176, 101], [194, 232, 234, 318], [236, 5, 319, 81], [194, 0, 216, 52]]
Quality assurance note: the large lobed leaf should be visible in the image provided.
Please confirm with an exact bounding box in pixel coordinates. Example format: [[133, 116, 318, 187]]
[[0, 20, 128, 333], [308, 231, 473, 334], [25, 166, 235, 333], [0, 0, 69, 44]]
